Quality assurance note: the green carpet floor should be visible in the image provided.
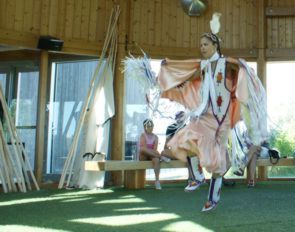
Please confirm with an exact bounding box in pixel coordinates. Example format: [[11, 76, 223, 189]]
[[0, 181, 295, 232]]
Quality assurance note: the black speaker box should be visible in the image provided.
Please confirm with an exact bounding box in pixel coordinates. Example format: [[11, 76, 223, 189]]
[[37, 36, 63, 51]]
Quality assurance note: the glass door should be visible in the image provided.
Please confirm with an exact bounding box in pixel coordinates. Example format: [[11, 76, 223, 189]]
[[46, 60, 98, 174], [14, 68, 39, 169]]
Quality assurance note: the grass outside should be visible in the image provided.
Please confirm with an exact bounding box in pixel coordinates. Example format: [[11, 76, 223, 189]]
[[0, 181, 295, 232]]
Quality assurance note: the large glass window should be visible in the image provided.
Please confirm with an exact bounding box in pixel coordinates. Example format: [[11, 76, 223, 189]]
[[266, 62, 295, 178], [46, 60, 98, 174], [0, 66, 38, 170]]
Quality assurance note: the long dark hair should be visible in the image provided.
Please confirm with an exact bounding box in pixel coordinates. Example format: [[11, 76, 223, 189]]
[[201, 32, 222, 56]]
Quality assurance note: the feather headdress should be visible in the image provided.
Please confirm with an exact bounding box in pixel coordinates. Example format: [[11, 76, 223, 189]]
[[210, 12, 221, 34]]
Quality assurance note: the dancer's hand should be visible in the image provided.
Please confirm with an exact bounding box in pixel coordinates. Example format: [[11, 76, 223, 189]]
[[161, 59, 167, 65], [189, 111, 198, 121]]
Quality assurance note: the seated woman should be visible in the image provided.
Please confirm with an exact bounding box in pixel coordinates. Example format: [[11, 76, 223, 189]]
[[231, 120, 279, 187], [138, 119, 170, 190]]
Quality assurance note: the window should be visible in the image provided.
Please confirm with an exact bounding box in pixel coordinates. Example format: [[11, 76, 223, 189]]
[[266, 62, 295, 178], [15, 69, 39, 169], [46, 60, 98, 174], [0, 65, 39, 170]]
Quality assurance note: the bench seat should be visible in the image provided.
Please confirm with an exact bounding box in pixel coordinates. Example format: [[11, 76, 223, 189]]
[[85, 160, 187, 171], [85, 158, 295, 172], [84, 158, 295, 189]]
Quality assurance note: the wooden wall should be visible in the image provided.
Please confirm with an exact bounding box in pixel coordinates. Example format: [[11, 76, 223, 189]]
[[266, 0, 295, 59], [267, 0, 295, 48], [0, 0, 295, 58], [0, 0, 116, 55], [128, 0, 258, 58]]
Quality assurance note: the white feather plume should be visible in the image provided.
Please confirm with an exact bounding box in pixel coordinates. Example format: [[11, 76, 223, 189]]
[[210, 12, 221, 34]]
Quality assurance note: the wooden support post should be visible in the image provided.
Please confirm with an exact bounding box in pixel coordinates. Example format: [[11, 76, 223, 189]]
[[35, 50, 48, 184], [124, 170, 146, 189], [257, 0, 267, 180], [110, 0, 129, 186], [257, 0, 267, 86], [110, 44, 125, 186], [36, 0, 50, 183], [257, 166, 268, 180]]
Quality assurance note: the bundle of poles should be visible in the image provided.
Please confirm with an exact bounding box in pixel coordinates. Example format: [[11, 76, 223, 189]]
[[0, 86, 39, 193], [58, 5, 120, 189]]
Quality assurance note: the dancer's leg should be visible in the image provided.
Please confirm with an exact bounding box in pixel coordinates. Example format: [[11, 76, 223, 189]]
[[202, 174, 222, 212], [185, 155, 205, 192]]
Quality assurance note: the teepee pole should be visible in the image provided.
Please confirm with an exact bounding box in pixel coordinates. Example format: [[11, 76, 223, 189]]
[[0, 122, 13, 192], [0, 87, 27, 192], [59, 6, 120, 188], [0, 84, 39, 192], [0, 139, 8, 193]]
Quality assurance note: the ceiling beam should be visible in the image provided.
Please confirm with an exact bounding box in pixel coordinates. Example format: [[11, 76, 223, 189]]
[[266, 7, 295, 17]]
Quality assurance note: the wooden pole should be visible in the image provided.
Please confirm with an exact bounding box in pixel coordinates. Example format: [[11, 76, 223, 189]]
[[61, 9, 120, 188], [0, 88, 26, 192], [0, 71, 39, 192], [59, 6, 121, 188], [256, 0, 268, 181], [0, 114, 12, 192], [110, 0, 129, 186], [0, 135, 8, 193], [0, 128, 17, 192], [35, 50, 48, 184]]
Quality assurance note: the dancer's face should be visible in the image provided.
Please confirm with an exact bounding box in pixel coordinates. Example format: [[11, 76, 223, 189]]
[[200, 37, 217, 59]]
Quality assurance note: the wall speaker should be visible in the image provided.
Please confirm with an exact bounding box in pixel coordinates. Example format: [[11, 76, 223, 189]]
[[37, 36, 63, 51]]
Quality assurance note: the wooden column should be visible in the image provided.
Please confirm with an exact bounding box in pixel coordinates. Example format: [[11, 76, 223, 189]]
[[110, 0, 130, 186], [257, 0, 267, 86], [256, 0, 268, 180], [35, 50, 48, 184], [110, 45, 125, 186], [124, 170, 146, 189]]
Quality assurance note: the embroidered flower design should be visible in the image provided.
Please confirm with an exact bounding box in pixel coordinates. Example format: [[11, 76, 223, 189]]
[[217, 94, 223, 108], [216, 72, 222, 84]]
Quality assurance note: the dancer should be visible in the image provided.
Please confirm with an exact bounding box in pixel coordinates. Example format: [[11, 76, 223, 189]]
[[157, 13, 267, 211]]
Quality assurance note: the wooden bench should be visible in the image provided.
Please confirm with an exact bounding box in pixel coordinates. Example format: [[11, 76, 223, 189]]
[[85, 158, 295, 189], [85, 160, 188, 189]]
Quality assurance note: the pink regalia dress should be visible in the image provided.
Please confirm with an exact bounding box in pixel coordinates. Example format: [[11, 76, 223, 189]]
[[157, 55, 250, 175]]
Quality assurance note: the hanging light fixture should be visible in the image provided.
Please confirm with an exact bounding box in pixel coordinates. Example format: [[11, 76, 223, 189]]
[[181, 0, 208, 16]]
